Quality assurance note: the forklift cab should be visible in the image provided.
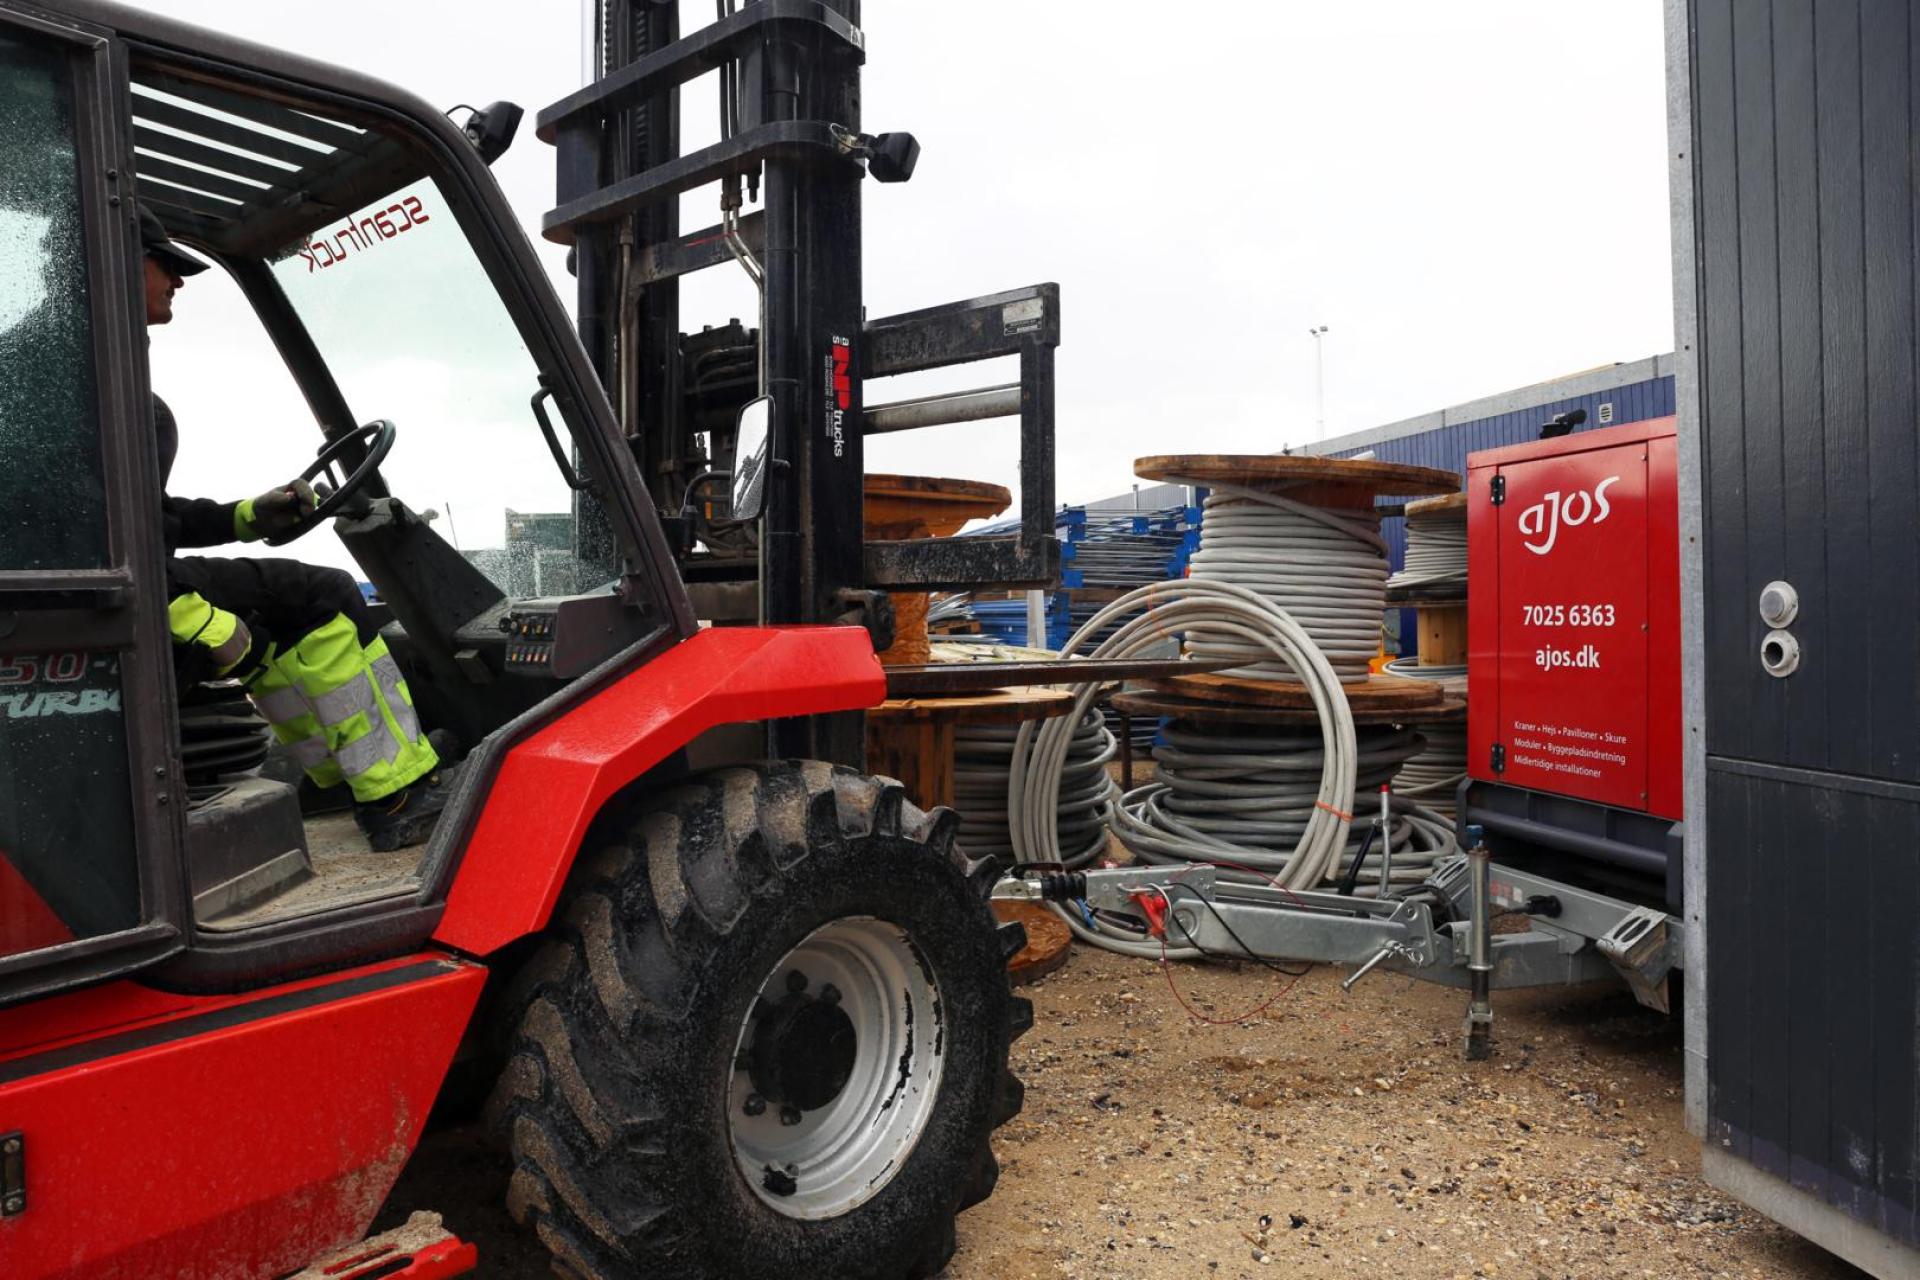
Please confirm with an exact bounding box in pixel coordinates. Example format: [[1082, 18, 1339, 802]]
[[0, 2, 694, 1004]]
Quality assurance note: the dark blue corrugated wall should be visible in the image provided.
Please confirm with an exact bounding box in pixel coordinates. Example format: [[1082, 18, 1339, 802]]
[[1331, 374, 1676, 643]]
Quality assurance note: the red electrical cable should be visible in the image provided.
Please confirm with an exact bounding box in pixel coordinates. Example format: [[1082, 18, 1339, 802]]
[[1147, 881, 1312, 1026], [1156, 935, 1306, 1026]]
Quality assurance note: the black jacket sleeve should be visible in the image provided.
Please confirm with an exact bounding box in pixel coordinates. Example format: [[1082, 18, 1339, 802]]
[[162, 494, 242, 551], [154, 394, 240, 552]]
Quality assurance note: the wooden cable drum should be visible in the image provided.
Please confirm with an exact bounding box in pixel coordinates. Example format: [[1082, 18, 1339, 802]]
[[1133, 454, 1456, 686], [1114, 683, 1460, 727], [865, 685, 1074, 812], [863, 474, 1011, 666], [991, 900, 1074, 984]]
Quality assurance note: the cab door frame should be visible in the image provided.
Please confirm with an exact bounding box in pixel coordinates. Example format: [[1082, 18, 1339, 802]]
[[0, 3, 194, 1005]]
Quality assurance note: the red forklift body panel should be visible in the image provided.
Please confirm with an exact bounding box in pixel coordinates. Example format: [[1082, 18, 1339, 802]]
[[1467, 418, 1682, 820], [0, 954, 484, 1280], [434, 625, 886, 956], [0, 857, 73, 957]]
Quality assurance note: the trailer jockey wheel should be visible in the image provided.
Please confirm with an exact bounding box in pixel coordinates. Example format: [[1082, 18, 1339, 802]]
[[486, 762, 1031, 1280]]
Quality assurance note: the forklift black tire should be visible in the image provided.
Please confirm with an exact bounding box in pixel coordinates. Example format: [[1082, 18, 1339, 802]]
[[485, 761, 1030, 1280]]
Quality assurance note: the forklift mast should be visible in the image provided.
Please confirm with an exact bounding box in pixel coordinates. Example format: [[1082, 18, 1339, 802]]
[[538, 0, 1062, 763]]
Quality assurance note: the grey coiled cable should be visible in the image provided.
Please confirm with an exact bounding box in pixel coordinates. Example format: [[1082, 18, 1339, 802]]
[[1389, 723, 1467, 818], [1381, 656, 1467, 818], [1388, 504, 1468, 591], [1009, 580, 1359, 959], [955, 711, 1115, 866], [1119, 723, 1453, 896], [1181, 483, 1388, 683]]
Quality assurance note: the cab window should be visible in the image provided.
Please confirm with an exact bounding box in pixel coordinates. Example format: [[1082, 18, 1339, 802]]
[[0, 27, 142, 963], [268, 180, 608, 594], [135, 74, 616, 596]]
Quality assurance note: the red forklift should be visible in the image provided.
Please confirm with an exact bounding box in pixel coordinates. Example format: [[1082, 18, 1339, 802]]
[[0, 1, 1063, 1275]]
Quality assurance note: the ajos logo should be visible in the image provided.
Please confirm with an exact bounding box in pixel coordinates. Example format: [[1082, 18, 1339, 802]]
[[1517, 476, 1619, 555]]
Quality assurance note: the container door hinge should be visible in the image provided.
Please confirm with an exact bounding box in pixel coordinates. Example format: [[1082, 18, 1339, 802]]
[[1489, 474, 1506, 505], [1490, 743, 1505, 773], [1, 1131, 23, 1218]]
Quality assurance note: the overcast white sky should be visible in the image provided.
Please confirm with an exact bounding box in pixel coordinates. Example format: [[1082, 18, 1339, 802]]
[[140, 0, 1673, 526]]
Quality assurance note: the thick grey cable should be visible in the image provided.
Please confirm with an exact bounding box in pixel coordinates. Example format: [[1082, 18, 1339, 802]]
[[955, 711, 1114, 865], [1008, 579, 1357, 959], [1126, 723, 1452, 894], [1388, 504, 1468, 592], [1390, 723, 1467, 819], [1381, 655, 1468, 817], [1179, 482, 1388, 684]]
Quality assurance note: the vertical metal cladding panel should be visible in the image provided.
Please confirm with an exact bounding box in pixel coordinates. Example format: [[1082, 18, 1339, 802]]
[[1691, 0, 1920, 1254]]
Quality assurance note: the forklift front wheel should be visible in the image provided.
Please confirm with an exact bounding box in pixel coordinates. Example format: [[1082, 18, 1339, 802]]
[[486, 761, 1030, 1280], [727, 915, 945, 1218]]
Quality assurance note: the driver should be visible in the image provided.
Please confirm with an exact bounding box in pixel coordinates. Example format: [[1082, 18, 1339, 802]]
[[143, 205, 453, 852]]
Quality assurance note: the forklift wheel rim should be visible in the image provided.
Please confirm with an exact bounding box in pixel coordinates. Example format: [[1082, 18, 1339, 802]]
[[726, 916, 945, 1220]]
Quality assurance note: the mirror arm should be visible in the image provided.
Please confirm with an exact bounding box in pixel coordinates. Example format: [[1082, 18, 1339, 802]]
[[677, 469, 731, 521]]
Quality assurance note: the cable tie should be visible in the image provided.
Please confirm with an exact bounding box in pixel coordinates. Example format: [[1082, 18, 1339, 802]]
[[1314, 801, 1353, 821]]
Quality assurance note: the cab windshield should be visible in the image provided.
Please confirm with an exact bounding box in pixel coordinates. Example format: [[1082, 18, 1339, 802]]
[[268, 181, 607, 596]]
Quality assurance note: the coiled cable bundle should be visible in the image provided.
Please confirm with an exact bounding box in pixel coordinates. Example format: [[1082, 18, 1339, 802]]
[[1388, 499, 1468, 592], [1381, 655, 1467, 818], [1009, 579, 1361, 958], [1389, 722, 1467, 819], [1115, 722, 1454, 896], [1179, 482, 1388, 684], [954, 710, 1115, 867]]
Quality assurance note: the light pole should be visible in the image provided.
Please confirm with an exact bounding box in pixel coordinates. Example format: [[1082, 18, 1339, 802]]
[[1309, 325, 1329, 438]]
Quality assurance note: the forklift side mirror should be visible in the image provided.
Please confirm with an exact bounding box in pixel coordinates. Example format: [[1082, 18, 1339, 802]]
[[731, 396, 773, 522], [462, 100, 524, 165]]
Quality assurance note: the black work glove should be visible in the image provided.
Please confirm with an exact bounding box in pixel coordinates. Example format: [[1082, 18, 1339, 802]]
[[240, 479, 319, 540]]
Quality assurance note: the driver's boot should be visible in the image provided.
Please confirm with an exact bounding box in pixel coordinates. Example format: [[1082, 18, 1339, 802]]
[[246, 613, 445, 851]]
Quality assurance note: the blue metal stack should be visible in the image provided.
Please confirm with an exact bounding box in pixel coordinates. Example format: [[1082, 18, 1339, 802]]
[[930, 503, 1203, 648], [1057, 505, 1201, 590]]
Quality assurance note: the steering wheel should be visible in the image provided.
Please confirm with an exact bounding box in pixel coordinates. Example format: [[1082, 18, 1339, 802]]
[[264, 420, 398, 546]]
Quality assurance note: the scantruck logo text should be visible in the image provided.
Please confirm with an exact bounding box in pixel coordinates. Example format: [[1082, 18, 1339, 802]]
[[824, 336, 851, 458], [1517, 476, 1620, 555]]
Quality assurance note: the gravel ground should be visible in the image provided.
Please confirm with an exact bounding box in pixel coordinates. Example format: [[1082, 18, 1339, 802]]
[[386, 946, 1864, 1278], [947, 947, 1861, 1280]]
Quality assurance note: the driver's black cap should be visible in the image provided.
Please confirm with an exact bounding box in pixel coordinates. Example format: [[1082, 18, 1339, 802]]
[[138, 204, 209, 277]]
